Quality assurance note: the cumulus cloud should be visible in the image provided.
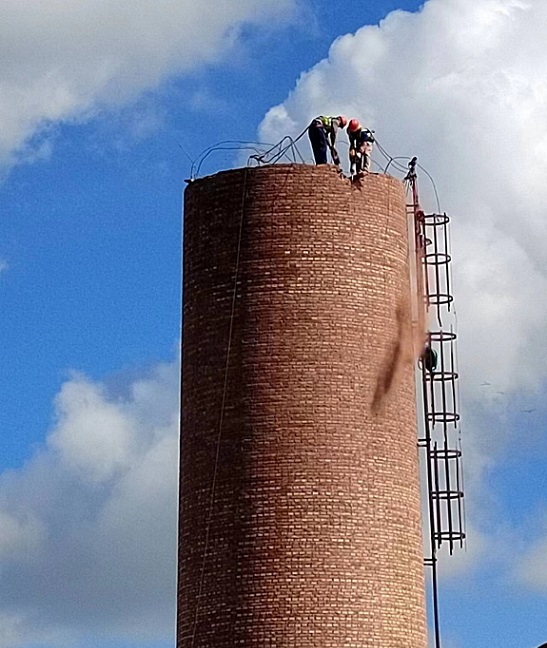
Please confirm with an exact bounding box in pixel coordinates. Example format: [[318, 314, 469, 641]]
[[260, 0, 547, 583], [0, 359, 180, 647], [0, 0, 295, 166], [48, 376, 139, 484], [517, 527, 547, 592], [261, 0, 547, 392]]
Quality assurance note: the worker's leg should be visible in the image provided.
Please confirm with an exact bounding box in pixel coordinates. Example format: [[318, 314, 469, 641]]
[[363, 142, 373, 172], [308, 124, 328, 164]]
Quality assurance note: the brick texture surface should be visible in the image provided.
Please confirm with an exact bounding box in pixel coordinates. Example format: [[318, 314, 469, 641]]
[[178, 164, 427, 647]]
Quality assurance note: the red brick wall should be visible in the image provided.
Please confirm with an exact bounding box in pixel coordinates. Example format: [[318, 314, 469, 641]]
[[178, 164, 427, 647]]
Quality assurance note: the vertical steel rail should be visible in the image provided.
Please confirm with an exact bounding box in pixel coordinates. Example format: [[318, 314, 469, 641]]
[[406, 159, 443, 648]]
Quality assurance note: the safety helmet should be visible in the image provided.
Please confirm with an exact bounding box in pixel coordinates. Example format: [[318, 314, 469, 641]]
[[337, 115, 348, 128], [347, 118, 360, 133]]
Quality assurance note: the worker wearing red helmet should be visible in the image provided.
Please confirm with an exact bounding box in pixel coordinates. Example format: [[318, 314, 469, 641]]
[[347, 118, 375, 175], [307, 115, 347, 166]]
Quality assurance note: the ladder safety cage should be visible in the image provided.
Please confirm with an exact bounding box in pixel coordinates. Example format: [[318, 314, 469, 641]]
[[405, 158, 466, 648], [419, 213, 465, 554]]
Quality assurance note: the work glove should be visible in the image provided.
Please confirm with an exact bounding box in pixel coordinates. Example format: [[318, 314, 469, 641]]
[[331, 150, 340, 166]]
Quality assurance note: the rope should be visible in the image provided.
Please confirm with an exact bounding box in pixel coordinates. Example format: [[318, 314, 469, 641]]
[[189, 167, 249, 648], [191, 140, 276, 178], [417, 163, 442, 213], [254, 128, 308, 166], [188, 133, 444, 203]]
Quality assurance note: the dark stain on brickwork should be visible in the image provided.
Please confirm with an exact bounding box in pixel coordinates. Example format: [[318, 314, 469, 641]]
[[371, 298, 413, 414]]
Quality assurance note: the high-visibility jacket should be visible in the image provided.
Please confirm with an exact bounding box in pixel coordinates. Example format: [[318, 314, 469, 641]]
[[312, 116, 339, 148], [317, 116, 333, 128]]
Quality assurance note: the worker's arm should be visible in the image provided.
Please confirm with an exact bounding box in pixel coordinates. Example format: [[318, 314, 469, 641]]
[[325, 124, 338, 165], [348, 132, 357, 153], [328, 123, 338, 149], [359, 132, 374, 154]]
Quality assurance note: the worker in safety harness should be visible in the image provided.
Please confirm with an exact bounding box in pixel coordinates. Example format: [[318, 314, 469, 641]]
[[420, 344, 438, 373], [307, 115, 347, 166], [347, 118, 375, 175]]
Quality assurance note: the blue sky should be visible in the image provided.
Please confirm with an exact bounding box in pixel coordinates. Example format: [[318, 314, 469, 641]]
[[1, 1, 547, 647]]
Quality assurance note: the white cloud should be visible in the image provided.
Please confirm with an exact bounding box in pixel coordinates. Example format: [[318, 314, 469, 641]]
[[260, 0, 547, 388], [0, 0, 295, 166], [0, 511, 44, 561], [0, 359, 180, 646], [0, 612, 66, 648], [260, 0, 547, 582], [517, 529, 547, 592], [48, 376, 138, 484]]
